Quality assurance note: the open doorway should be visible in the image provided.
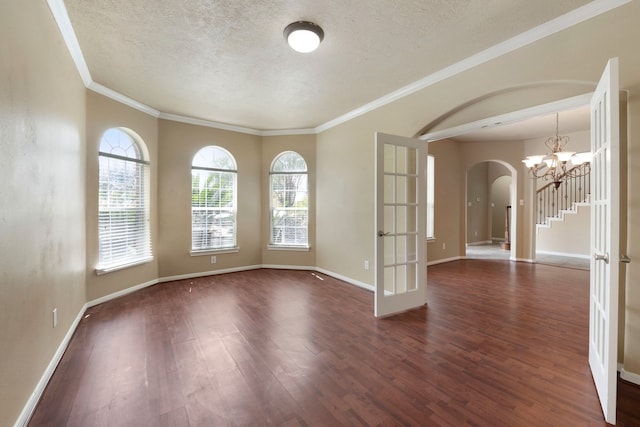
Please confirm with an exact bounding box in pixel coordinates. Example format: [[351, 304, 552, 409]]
[[418, 66, 623, 421], [420, 94, 592, 266], [465, 161, 513, 261]]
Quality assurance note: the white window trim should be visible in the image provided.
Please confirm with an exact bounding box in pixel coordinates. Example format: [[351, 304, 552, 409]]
[[269, 151, 309, 247], [98, 128, 152, 271], [95, 256, 154, 276], [267, 244, 310, 252], [427, 154, 435, 239], [191, 146, 238, 252], [190, 247, 240, 256]]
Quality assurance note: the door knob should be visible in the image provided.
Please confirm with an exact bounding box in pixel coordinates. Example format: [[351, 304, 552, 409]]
[[378, 230, 390, 237], [594, 252, 609, 264], [621, 254, 631, 264]]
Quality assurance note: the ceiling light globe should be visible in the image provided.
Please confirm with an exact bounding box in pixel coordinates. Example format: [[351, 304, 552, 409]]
[[555, 151, 575, 162], [572, 152, 593, 165], [284, 21, 324, 53], [526, 155, 545, 166], [288, 30, 320, 53]]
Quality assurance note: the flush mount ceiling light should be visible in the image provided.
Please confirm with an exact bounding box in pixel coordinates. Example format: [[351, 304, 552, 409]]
[[284, 21, 324, 53]]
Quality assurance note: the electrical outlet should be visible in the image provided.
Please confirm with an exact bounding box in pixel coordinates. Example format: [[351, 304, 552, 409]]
[[475, 231, 478, 237], [53, 308, 57, 328], [364, 260, 369, 270], [210, 256, 217, 264], [442, 243, 446, 250]]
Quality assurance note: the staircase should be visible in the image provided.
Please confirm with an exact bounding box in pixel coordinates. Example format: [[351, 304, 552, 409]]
[[536, 169, 590, 227], [536, 200, 590, 258]]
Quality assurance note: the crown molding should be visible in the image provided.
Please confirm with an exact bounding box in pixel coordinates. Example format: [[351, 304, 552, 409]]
[[157, 113, 316, 136], [158, 113, 262, 136], [261, 128, 317, 136], [48, 0, 630, 136], [46, 0, 91, 86], [88, 82, 161, 118]]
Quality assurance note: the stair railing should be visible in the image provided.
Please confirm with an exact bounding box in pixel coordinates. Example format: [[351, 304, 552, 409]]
[[536, 167, 590, 225]]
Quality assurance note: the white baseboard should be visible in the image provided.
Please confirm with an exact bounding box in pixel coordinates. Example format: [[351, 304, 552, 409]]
[[466, 240, 492, 246], [158, 264, 262, 284], [87, 278, 159, 308], [315, 266, 374, 292], [536, 250, 590, 260], [621, 367, 640, 386], [428, 256, 463, 266], [261, 264, 316, 271], [14, 303, 88, 427]]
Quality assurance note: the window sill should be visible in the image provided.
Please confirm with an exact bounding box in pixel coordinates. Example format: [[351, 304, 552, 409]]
[[95, 256, 154, 275], [267, 244, 310, 252], [190, 247, 239, 257]]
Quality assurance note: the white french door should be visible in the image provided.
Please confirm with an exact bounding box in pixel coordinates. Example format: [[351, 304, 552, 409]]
[[589, 58, 620, 425], [374, 132, 427, 317]]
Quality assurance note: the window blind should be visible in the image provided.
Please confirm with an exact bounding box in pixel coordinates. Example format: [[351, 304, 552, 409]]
[[270, 152, 308, 246], [191, 169, 237, 250], [98, 153, 151, 270], [191, 146, 237, 251]]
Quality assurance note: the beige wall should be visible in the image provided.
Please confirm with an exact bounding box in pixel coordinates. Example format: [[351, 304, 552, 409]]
[[0, 2, 87, 425], [157, 120, 262, 278], [536, 204, 590, 256], [427, 139, 464, 262], [467, 162, 491, 243], [85, 92, 160, 301], [623, 93, 640, 376]]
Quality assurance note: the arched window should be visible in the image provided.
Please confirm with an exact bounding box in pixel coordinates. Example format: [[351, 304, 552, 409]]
[[97, 128, 151, 272], [191, 146, 237, 251], [270, 151, 308, 246]]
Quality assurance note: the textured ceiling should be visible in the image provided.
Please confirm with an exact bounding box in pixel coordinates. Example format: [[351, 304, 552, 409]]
[[64, 0, 593, 131]]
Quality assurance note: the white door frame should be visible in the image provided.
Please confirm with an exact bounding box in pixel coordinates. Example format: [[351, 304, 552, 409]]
[[374, 132, 428, 318]]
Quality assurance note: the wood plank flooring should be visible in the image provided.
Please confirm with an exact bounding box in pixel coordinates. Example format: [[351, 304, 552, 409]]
[[29, 260, 640, 426]]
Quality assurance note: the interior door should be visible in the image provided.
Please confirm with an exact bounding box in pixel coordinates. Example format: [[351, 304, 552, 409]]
[[374, 132, 427, 317], [589, 57, 620, 425]]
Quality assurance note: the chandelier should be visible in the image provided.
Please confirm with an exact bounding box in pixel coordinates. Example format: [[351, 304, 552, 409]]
[[522, 113, 591, 189]]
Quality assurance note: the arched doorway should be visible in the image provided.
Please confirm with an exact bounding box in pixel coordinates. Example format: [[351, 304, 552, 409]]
[[465, 161, 514, 261]]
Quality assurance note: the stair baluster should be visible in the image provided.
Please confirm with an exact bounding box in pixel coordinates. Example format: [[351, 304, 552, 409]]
[[536, 166, 590, 225]]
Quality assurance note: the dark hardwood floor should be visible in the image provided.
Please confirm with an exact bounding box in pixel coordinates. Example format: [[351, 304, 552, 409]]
[[29, 260, 640, 426]]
